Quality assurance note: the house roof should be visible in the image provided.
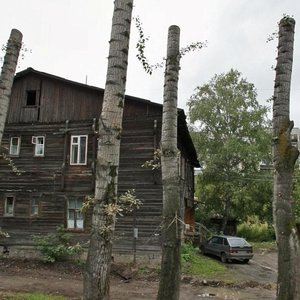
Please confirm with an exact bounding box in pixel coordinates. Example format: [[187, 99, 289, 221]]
[[14, 67, 200, 167]]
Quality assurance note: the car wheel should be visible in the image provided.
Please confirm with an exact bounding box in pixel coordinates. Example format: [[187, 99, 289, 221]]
[[220, 252, 227, 263], [243, 259, 249, 264]]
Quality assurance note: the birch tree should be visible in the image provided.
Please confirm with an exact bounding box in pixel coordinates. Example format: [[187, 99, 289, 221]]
[[0, 29, 22, 145], [83, 1, 133, 299], [156, 25, 181, 300], [272, 16, 300, 299]]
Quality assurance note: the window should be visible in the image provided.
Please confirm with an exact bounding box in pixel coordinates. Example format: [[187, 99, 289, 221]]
[[4, 196, 14, 216], [70, 135, 87, 165], [9, 137, 21, 156], [31, 197, 39, 216], [32, 136, 45, 156], [26, 90, 37, 106], [67, 198, 83, 229]]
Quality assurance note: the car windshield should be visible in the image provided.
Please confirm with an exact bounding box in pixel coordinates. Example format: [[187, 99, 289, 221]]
[[227, 238, 250, 247]]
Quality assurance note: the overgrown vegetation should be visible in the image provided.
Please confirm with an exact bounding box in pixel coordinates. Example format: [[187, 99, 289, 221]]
[[33, 225, 83, 263], [237, 217, 275, 242], [0, 292, 67, 300], [181, 243, 226, 277]]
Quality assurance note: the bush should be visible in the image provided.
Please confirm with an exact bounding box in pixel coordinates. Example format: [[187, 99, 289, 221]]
[[237, 217, 275, 242], [33, 225, 83, 263]]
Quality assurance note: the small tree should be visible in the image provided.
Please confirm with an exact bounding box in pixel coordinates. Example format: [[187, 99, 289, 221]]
[[0, 29, 22, 145], [272, 16, 300, 299]]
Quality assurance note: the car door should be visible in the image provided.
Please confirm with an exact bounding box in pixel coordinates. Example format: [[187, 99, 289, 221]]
[[205, 236, 219, 255]]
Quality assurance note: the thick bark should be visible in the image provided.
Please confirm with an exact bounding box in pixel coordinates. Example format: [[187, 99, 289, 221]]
[[157, 25, 181, 300], [83, 1, 133, 299], [272, 17, 300, 300], [0, 29, 22, 145]]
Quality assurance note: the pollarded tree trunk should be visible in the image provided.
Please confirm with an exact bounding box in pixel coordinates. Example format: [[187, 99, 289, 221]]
[[0, 29, 22, 145], [157, 25, 181, 300], [272, 16, 300, 300], [83, 1, 133, 299]]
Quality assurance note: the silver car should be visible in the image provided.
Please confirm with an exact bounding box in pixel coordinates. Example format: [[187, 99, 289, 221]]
[[200, 235, 254, 263]]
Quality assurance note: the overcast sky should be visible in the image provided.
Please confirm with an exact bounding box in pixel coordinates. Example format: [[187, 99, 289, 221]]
[[1, 0, 300, 125]]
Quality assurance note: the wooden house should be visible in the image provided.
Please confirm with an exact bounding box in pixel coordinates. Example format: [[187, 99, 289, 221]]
[[0, 68, 199, 259]]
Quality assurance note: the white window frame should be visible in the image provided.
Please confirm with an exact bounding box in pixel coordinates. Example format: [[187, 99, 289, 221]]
[[67, 198, 84, 230], [32, 136, 45, 157], [9, 137, 21, 156], [70, 135, 88, 165], [4, 196, 15, 216]]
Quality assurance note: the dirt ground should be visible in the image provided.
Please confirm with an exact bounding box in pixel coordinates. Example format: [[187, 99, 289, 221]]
[[0, 251, 277, 300]]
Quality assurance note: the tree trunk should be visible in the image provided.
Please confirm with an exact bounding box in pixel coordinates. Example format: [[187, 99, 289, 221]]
[[0, 29, 22, 145], [272, 16, 300, 300], [83, 1, 133, 299], [157, 25, 181, 300], [221, 193, 231, 234]]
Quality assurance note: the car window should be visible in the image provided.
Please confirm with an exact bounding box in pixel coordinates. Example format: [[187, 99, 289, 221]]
[[228, 238, 250, 247], [209, 237, 219, 244], [217, 237, 223, 244], [224, 239, 229, 246]]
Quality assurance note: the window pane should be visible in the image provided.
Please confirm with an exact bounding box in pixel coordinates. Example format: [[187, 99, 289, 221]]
[[34, 137, 44, 156], [76, 210, 83, 220], [36, 144, 43, 155], [71, 145, 78, 164], [5, 197, 14, 215], [79, 136, 86, 163], [68, 210, 75, 220], [31, 198, 39, 215], [10, 137, 20, 155], [68, 199, 76, 209], [67, 198, 84, 229]]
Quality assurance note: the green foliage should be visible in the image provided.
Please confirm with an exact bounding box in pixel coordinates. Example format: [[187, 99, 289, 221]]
[[292, 169, 300, 224], [181, 243, 226, 277], [33, 225, 83, 263], [0, 228, 10, 238], [0, 146, 24, 175], [237, 217, 275, 242], [189, 69, 272, 223], [0, 292, 67, 299], [134, 16, 206, 75], [134, 16, 163, 75], [141, 148, 161, 170], [251, 241, 277, 252]]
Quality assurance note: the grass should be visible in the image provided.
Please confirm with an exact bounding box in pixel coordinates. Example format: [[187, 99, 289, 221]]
[[0, 292, 68, 300], [181, 243, 227, 278], [251, 240, 277, 252]]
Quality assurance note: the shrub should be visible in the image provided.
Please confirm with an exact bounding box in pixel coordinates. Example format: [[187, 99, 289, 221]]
[[237, 217, 275, 242], [33, 225, 83, 263]]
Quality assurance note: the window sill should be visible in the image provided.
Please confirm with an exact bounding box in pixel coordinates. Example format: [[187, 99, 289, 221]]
[[65, 228, 84, 233]]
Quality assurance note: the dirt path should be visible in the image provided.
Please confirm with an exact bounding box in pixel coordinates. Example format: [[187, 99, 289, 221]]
[[0, 252, 277, 300]]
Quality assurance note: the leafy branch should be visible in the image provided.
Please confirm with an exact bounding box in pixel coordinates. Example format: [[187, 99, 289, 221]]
[[142, 149, 161, 170], [0, 147, 24, 175], [0, 42, 32, 67], [134, 16, 207, 75], [82, 190, 142, 237]]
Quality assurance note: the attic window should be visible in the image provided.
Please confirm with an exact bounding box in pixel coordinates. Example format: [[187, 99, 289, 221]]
[[26, 90, 37, 106]]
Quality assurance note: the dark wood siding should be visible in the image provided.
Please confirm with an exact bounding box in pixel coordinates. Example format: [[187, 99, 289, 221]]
[[0, 68, 198, 256]]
